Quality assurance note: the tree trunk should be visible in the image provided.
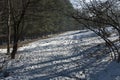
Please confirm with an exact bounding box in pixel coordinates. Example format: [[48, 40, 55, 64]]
[[11, 26, 18, 59], [7, 0, 11, 54], [11, 41, 18, 59], [117, 54, 120, 63]]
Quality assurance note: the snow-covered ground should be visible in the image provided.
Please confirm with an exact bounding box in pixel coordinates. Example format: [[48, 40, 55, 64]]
[[0, 30, 120, 80]]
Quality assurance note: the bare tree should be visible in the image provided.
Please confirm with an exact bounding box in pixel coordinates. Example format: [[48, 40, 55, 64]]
[[10, 0, 41, 59], [9, 0, 30, 59], [72, 0, 120, 62]]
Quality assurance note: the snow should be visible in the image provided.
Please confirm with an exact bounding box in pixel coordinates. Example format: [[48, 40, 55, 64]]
[[0, 30, 120, 80]]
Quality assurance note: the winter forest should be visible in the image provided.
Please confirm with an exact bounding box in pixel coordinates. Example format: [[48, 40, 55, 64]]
[[0, 0, 120, 80]]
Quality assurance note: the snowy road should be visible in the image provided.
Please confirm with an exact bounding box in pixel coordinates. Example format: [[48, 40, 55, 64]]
[[0, 30, 120, 80]]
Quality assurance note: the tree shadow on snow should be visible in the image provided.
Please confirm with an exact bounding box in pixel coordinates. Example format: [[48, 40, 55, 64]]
[[7, 43, 115, 80]]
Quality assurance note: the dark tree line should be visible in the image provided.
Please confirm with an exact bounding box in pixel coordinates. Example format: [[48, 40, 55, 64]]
[[0, 0, 80, 59]]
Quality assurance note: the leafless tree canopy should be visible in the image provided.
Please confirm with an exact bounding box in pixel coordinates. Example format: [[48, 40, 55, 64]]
[[72, 0, 120, 62]]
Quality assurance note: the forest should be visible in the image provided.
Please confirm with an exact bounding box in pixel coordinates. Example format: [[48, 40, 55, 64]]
[[0, 0, 80, 42]]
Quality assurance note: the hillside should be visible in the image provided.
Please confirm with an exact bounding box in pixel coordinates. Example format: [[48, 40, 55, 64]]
[[0, 30, 120, 80]]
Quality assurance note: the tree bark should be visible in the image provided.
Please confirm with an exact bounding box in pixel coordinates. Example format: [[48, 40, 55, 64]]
[[11, 35, 18, 59], [7, 0, 11, 54], [11, 43, 18, 59], [117, 54, 120, 63], [11, 23, 18, 59]]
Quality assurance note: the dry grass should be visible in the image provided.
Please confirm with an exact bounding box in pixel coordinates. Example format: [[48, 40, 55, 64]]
[[0, 33, 59, 49], [0, 37, 46, 49]]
